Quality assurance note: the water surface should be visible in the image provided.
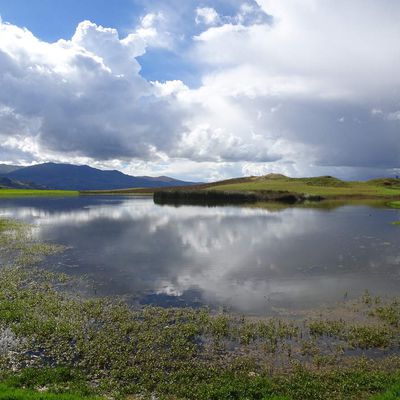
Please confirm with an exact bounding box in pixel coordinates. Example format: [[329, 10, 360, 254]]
[[0, 196, 399, 315]]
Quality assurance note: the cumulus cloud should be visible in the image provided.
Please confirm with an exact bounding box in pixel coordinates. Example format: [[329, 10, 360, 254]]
[[0, 15, 288, 172], [0, 18, 183, 162], [194, 3, 269, 28], [0, 0, 400, 180], [195, 7, 220, 26], [190, 0, 400, 176]]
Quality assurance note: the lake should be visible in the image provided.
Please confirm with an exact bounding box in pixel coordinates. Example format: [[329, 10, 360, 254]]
[[0, 196, 399, 315]]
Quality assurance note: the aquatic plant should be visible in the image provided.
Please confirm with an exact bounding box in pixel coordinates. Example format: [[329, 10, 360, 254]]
[[1, 216, 400, 399]]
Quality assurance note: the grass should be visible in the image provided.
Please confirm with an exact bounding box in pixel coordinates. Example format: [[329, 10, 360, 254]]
[[372, 382, 400, 399], [1, 216, 400, 399], [153, 189, 307, 206], [86, 175, 400, 203], [211, 176, 400, 199], [79, 188, 150, 196], [0, 189, 78, 197], [0, 367, 101, 399], [0, 218, 63, 266], [0, 383, 100, 399], [389, 201, 400, 225], [151, 176, 400, 207]]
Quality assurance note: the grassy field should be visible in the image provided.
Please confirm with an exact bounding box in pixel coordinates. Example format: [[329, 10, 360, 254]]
[[0, 384, 100, 400], [211, 176, 400, 199], [0, 189, 78, 197], [82, 175, 400, 202], [1, 216, 400, 399], [1, 173, 398, 201]]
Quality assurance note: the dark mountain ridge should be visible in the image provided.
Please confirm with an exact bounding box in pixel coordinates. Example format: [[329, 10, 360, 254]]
[[0, 164, 21, 175], [2, 163, 197, 191], [0, 177, 48, 190]]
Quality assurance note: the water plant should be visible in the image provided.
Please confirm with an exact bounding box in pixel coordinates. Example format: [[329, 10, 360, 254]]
[[0, 216, 400, 399]]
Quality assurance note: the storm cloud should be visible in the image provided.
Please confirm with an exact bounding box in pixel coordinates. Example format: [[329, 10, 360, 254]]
[[0, 0, 399, 179]]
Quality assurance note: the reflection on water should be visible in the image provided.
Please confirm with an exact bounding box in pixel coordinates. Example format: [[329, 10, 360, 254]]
[[0, 196, 399, 315]]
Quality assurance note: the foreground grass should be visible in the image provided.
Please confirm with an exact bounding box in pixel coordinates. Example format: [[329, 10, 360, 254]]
[[1, 216, 400, 399], [0, 189, 78, 197], [1, 266, 400, 399], [372, 383, 400, 399], [0, 383, 100, 400]]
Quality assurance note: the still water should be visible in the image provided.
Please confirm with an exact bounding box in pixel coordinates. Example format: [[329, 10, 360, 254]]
[[0, 196, 399, 315]]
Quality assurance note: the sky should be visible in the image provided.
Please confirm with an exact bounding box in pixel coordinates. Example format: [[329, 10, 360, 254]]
[[0, 0, 399, 181]]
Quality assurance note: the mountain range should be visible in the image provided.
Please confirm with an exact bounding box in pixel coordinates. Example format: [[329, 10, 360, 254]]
[[0, 163, 197, 190], [0, 164, 21, 175]]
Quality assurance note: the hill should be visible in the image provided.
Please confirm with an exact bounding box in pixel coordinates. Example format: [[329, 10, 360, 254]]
[[3, 163, 197, 191], [102, 174, 400, 200], [206, 174, 400, 199], [0, 177, 48, 190], [0, 164, 21, 175]]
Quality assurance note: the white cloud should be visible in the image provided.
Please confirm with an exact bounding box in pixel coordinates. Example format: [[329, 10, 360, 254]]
[[189, 0, 400, 175], [134, 12, 173, 49], [0, 18, 184, 163], [387, 111, 400, 121], [152, 79, 189, 97], [0, 1, 400, 180], [371, 108, 400, 122], [195, 7, 220, 26], [194, 2, 400, 101]]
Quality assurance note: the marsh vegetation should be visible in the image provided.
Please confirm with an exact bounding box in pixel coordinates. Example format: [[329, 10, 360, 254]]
[[153, 189, 319, 206], [0, 215, 400, 399]]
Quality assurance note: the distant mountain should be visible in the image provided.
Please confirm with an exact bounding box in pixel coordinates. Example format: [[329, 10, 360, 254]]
[[0, 177, 47, 190], [0, 164, 21, 175], [3, 163, 197, 191]]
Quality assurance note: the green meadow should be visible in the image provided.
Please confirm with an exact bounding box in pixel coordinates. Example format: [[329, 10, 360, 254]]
[[211, 176, 400, 199], [0, 189, 78, 197], [86, 175, 400, 203]]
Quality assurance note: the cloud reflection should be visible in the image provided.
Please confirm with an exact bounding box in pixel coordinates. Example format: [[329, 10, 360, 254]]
[[0, 196, 399, 314]]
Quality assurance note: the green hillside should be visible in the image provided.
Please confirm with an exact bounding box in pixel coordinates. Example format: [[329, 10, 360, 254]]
[[86, 174, 400, 200], [210, 175, 400, 199]]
